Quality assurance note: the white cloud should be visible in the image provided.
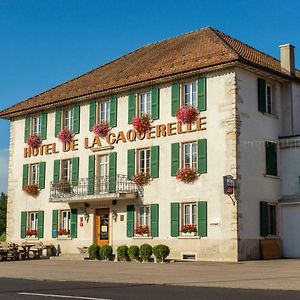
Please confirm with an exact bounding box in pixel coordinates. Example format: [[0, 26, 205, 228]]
[[0, 149, 8, 194]]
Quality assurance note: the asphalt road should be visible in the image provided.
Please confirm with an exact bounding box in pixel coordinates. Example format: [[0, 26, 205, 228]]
[[0, 278, 299, 300]]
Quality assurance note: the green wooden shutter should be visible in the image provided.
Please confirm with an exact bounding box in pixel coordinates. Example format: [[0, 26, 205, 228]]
[[110, 96, 117, 127], [258, 78, 266, 113], [298, 176, 300, 194], [171, 202, 179, 237], [21, 211, 27, 239], [171, 143, 179, 176], [72, 105, 80, 134], [24, 116, 30, 142], [71, 209, 78, 238], [22, 164, 29, 189], [37, 211, 44, 239], [88, 155, 95, 195], [198, 139, 207, 174], [128, 92, 136, 124], [72, 157, 79, 186], [89, 101, 96, 131], [127, 205, 134, 237], [260, 201, 268, 237], [151, 87, 159, 120], [109, 152, 117, 193], [55, 109, 61, 137], [171, 83, 180, 116], [41, 112, 47, 140], [53, 160, 60, 183], [127, 149, 135, 180], [150, 204, 159, 237], [198, 77, 207, 111], [198, 201, 207, 237], [151, 145, 159, 178], [265, 142, 277, 176], [39, 162, 46, 189], [52, 210, 58, 238]]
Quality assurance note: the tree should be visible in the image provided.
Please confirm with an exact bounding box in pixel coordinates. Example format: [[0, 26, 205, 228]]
[[0, 193, 7, 235]]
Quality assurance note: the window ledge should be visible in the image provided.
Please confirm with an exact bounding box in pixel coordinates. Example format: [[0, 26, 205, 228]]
[[25, 237, 39, 241], [177, 236, 200, 239], [262, 113, 279, 119], [132, 236, 153, 239], [57, 236, 72, 240], [264, 174, 280, 179]]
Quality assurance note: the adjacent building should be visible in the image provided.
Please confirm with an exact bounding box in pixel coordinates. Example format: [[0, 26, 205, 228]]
[[1, 27, 300, 261]]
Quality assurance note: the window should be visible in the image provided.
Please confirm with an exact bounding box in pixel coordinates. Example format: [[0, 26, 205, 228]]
[[265, 141, 277, 176], [183, 142, 197, 169], [29, 164, 39, 185], [182, 203, 197, 226], [31, 116, 41, 136], [28, 212, 38, 231], [183, 81, 197, 107], [139, 92, 151, 116], [61, 159, 72, 182], [138, 148, 151, 173], [97, 154, 109, 193], [99, 100, 110, 123], [268, 204, 276, 235], [63, 109, 73, 131], [59, 210, 71, 234], [137, 205, 150, 227], [266, 84, 273, 114]]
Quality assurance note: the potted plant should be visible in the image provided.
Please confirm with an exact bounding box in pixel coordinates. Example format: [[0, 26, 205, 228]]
[[93, 122, 110, 138], [176, 167, 199, 183], [134, 225, 150, 237], [176, 105, 199, 124], [181, 224, 197, 236], [23, 184, 40, 197], [132, 172, 151, 186], [26, 134, 42, 149], [57, 228, 70, 236], [57, 128, 73, 144], [132, 114, 152, 134], [26, 229, 38, 238]]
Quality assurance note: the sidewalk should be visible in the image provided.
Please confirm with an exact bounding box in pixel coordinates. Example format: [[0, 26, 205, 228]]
[[0, 259, 299, 291]]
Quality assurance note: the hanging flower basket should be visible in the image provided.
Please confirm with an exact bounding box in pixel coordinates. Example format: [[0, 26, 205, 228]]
[[26, 134, 42, 149], [57, 128, 73, 144], [181, 224, 197, 234], [134, 225, 150, 236], [132, 114, 152, 134], [176, 105, 199, 124], [176, 167, 199, 183], [26, 229, 38, 237], [57, 228, 70, 236], [93, 122, 110, 138], [23, 184, 40, 197], [132, 172, 151, 186]]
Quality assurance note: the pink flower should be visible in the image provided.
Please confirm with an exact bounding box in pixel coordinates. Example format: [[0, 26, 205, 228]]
[[57, 128, 73, 144], [93, 122, 110, 138], [26, 134, 42, 149], [176, 105, 199, 124], [132, 172, 151, 186], [132, 114, 152, 134], [176, 167, 199, 183]]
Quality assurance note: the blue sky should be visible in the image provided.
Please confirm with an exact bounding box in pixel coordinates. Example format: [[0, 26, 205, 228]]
[[0, 0, 300, 193]]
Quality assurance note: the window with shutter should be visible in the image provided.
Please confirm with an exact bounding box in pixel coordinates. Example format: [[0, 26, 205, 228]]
[[171, 83, 180, 116], [127, 205, 134, 237], [170, 202, 179, 237], [265, 141, 277, 176], [128, 92, 136, 124]]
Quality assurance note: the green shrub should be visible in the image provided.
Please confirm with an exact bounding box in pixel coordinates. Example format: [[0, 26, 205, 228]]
[[0, 233, 6, 242], [139, 244, 152, 262], [88, 244, 101, 260], [100, 245, 113, 260], [128, 245, 139, 261], [153, 244, 170, 262], [117, 245, 129, 261]]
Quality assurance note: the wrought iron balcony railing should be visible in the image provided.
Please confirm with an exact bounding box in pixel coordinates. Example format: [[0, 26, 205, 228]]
[[50, 175, 140, 200]]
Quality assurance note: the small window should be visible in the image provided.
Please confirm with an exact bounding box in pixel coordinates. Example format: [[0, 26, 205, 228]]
[[31, 116, 41, 136], [182, 203, 197, 227], [58, 210, 71, 235], [268, 204, 276, 235], [137, 148, 151, 173], [139, 92, 152, 116], [183, 142, 197, 169], [137, 205, 150, 227], [28, 212, 38, 231], [98, 100, 110, 123], [29, 164, 39, 185], [266, 84, 273, 114], [62, 109, 73, 131], [61, 159, 72, 182], [183, 81, 197, 107]]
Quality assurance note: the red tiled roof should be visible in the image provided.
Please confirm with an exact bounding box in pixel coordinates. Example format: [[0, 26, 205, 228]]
[[0, 27, 298, 118]]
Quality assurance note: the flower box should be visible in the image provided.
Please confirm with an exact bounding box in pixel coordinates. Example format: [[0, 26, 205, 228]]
[[132, 114, 152, 134], [132, 172, 151, 186], [23, 184, 40, 197], [57, 228, 70, 236], [26, 134, 42, 149], [176, 167, 199, 183], [176, 105, 199, 124], [181, 224, 197, 234], [57, 128, 73, 144], [134, 225, 150, 236], [93, 122, 110, 138], [26, 229, 38, 238]]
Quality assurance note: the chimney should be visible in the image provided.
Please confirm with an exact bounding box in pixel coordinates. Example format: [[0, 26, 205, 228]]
[[279, 44, 295, 76]]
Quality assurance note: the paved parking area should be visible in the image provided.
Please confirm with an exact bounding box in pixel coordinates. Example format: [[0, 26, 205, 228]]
[[0, 259, 299, 291]]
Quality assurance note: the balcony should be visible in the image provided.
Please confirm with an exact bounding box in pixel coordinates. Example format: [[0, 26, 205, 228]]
[[49, 175, 141, 203]]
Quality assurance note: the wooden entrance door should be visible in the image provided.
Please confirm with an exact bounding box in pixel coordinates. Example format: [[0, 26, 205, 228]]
[[95, 208, 110, 247]]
